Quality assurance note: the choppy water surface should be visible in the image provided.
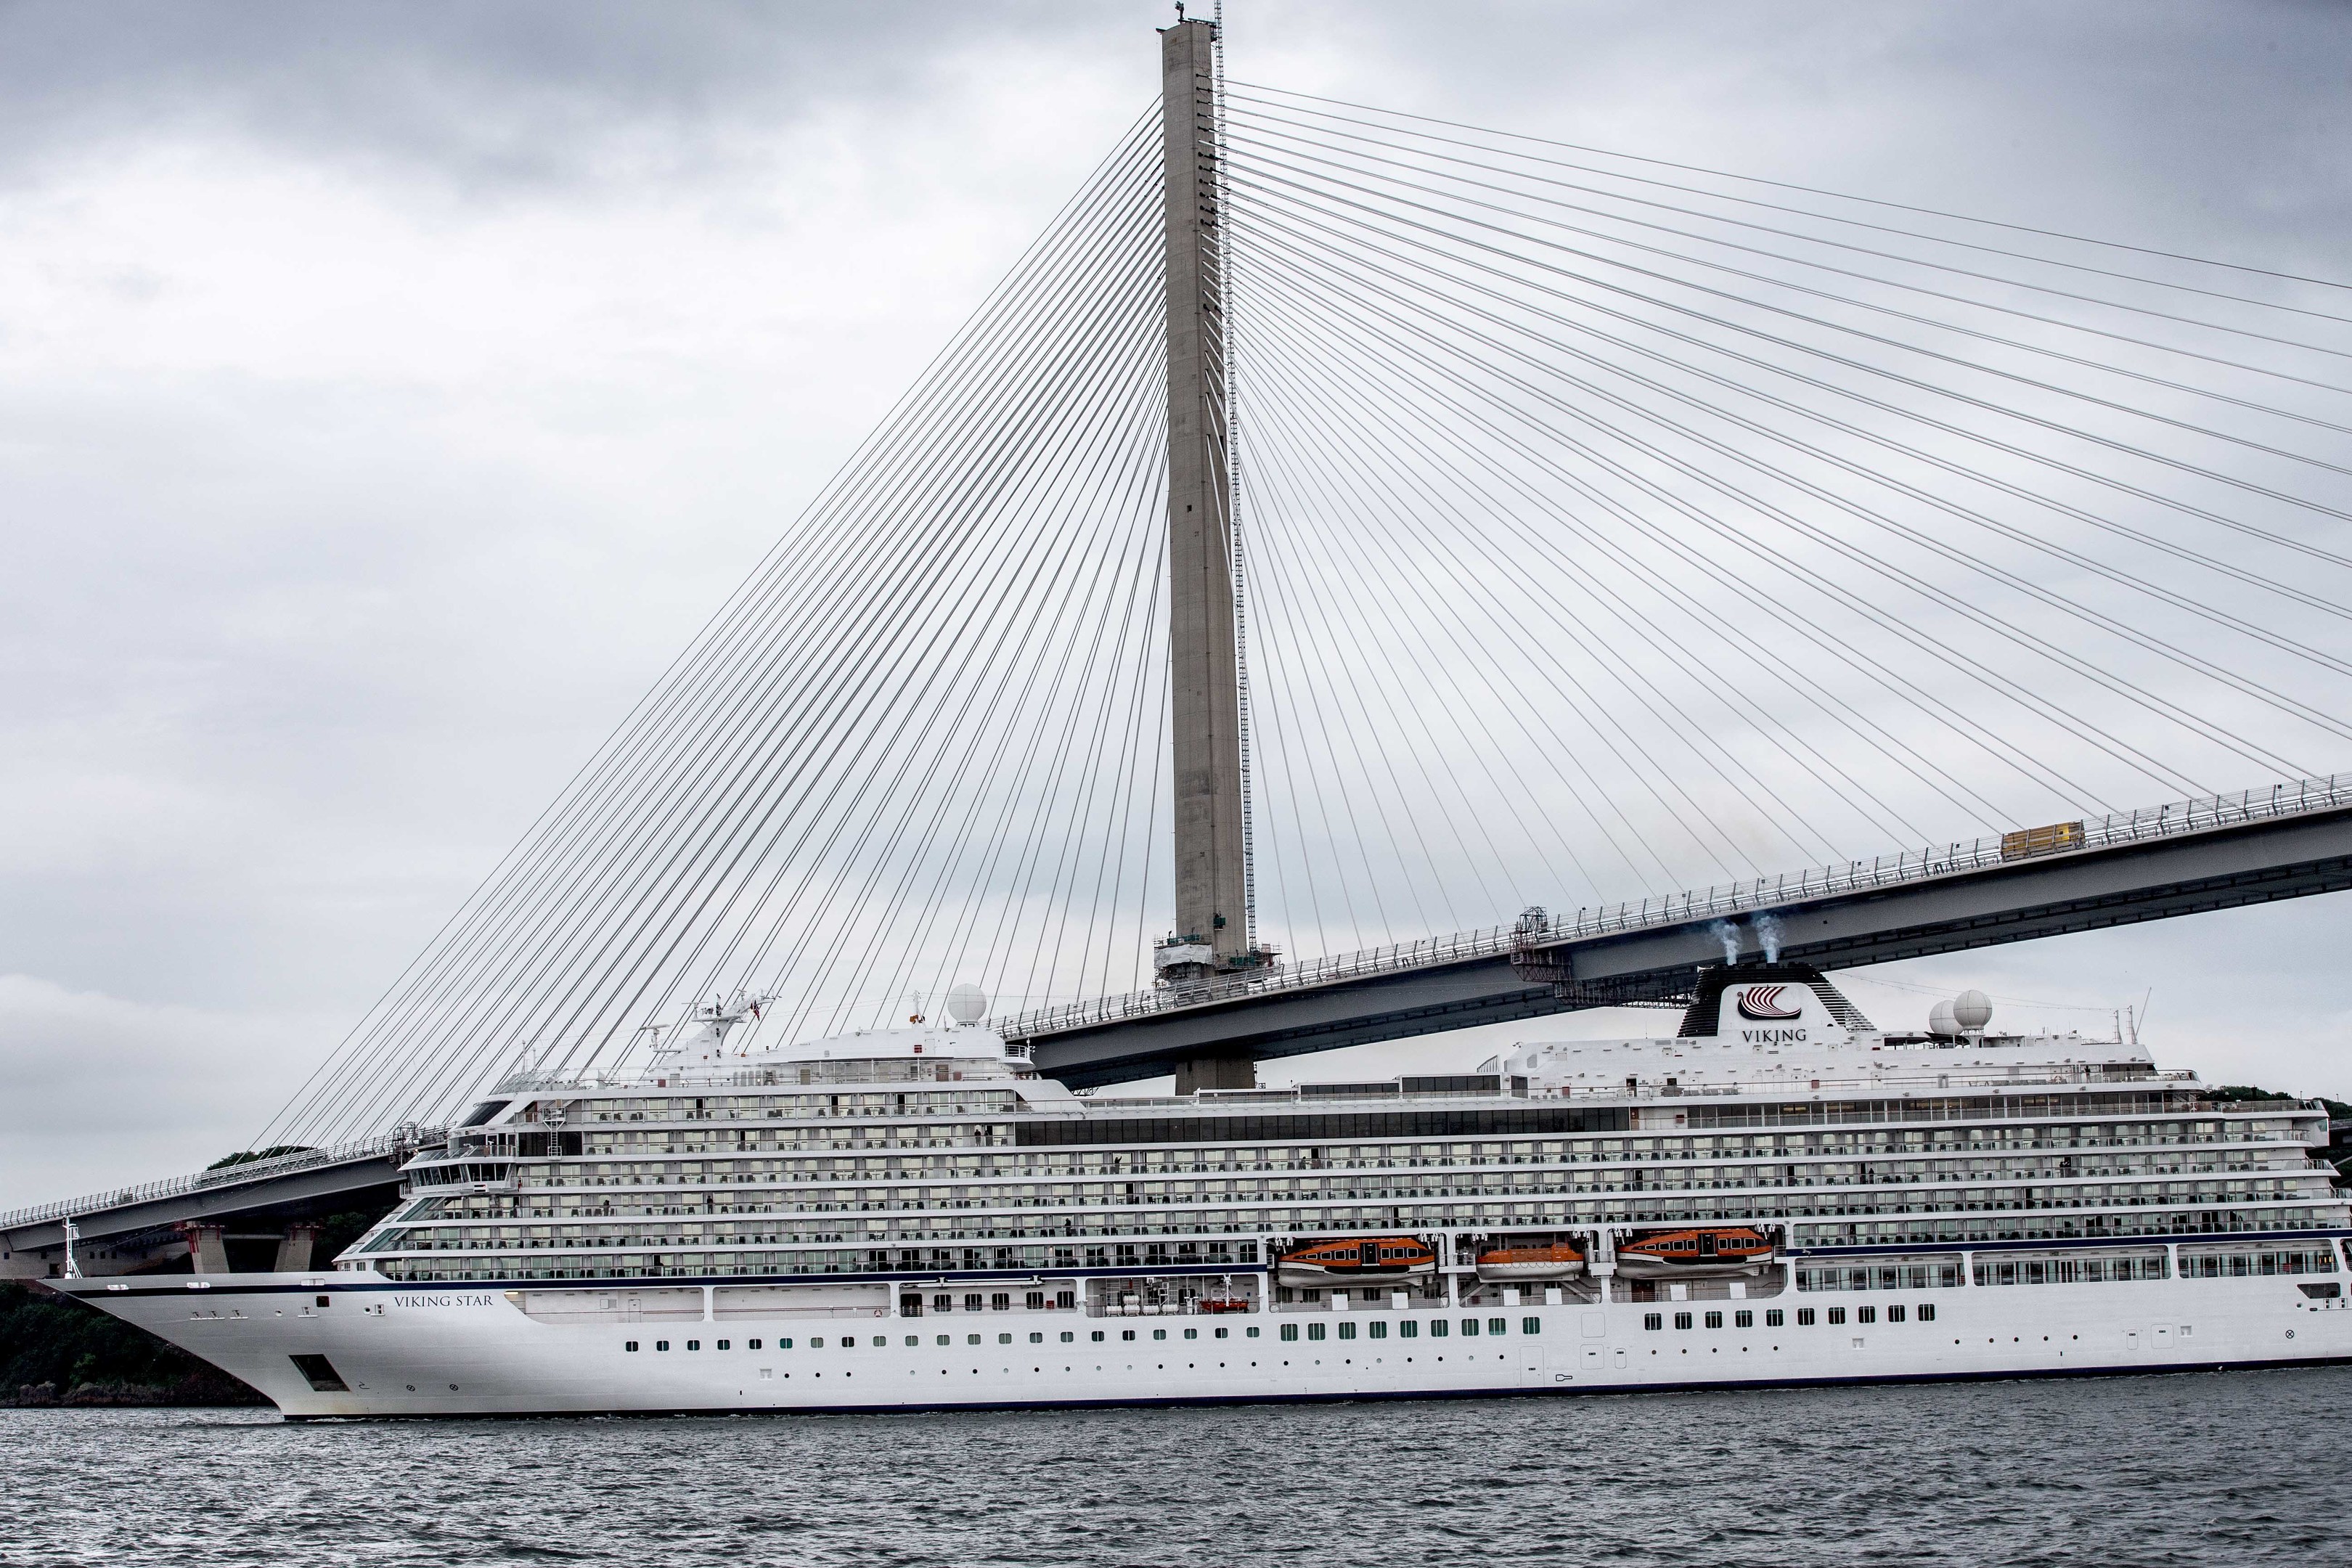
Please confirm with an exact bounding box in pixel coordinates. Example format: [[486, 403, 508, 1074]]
[[5, 1370, 2348, 1567]]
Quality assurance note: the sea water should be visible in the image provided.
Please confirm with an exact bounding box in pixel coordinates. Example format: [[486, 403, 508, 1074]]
[[4, 1368, 2348, 1566]]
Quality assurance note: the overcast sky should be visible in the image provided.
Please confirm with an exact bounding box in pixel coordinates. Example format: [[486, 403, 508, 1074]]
[[5, 0, 2351, 1204]]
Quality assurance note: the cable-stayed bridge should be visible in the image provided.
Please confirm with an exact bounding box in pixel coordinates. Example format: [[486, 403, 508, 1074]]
[[9, 20, 2352, 1278]]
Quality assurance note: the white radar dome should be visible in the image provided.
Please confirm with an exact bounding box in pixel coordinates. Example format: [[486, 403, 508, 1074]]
[[1927, 1000, 1959, 1040], [1952, 989, 1993, 1032], [945, 983, 989, 1026]]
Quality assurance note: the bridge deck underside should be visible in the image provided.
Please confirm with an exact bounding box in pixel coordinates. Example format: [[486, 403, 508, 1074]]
[[1026, 808, 2352, 1088], [1, 1156, 405, 1279]]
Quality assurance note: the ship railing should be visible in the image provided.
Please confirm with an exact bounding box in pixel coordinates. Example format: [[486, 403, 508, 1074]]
[[0, 1126, 450, 1232], [489, 1060, 1026, 1094], [1000, 772, 2352, 1040]]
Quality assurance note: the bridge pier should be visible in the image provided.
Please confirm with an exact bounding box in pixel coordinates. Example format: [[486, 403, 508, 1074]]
[[273, 1223, 321, 1273], [1174, 1053, 1254, 1095], [179, 1222, 230, 1275]]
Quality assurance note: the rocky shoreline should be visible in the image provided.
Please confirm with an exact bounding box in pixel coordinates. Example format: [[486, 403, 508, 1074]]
[[9, 1375, 265, 1408], [2, 1282, 264, 1409]]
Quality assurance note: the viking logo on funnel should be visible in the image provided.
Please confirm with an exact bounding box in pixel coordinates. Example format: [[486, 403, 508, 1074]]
[[1736, 984, 1802, 1022]]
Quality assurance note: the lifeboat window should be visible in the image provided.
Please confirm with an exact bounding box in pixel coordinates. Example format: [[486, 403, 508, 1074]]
[[1918, 1304, 1936, 1323], [1399, 1321, 1418, 1339], [1025, 1291, 1045, 1310], [1857, 1307, 1877, 1325], [1281, 1324, 1300, 1342], [1056, 1291, 1076, 1310], [1887, 1305, 1906, 1324], [1307, 1323, 1326, 1342], [1703, 1312, 1723, 1330], [1673, 1312, 1693, 1331], [1521, 1318, 1540, 1336], [1734, 1311, 1752, 1329], [934, 1294, 953, 1312], [1643, 1314, 1662, 1331], [1765, 1311, 1783, 1328], [624, 1340, 639, 1352], [1368, 1322, 1389, 1339], [990, 1294, 1011, 1312], [964, 1294, 984, 1312], [1795, 1309, 1814, 1327], [1827, 1308, 1847, 1326]]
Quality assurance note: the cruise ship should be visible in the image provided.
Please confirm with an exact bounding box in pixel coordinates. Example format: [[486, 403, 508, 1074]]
[[55, 963, 2352, 1419], [52, 962, 2351, 1416]]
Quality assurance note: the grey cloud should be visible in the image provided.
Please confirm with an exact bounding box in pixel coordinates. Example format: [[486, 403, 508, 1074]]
[[0, 1, 1133, 189]]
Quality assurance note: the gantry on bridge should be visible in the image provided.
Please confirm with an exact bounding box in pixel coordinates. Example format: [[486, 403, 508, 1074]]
[[11, 17, 2352, 1279]]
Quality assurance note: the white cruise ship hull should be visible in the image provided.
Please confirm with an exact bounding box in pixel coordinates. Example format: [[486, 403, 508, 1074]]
[[56, 1263, 2352, 1418]]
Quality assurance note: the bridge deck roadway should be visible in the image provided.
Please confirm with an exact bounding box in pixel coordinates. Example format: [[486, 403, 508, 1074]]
[[1018, 804, 2352, 1088]]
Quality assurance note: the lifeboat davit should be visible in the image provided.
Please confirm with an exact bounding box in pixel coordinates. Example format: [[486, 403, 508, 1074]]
[[1613, 1227, 1774, 1279], [1475, 1241, 1587, 1283], [1275, 1236, 1437, 1286]]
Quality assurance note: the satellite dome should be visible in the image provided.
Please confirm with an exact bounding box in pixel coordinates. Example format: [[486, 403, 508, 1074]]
[[1927, 1000, 1959, 1040], [945, 983, 989, 1025], [1952, 989, 1993, 1032]]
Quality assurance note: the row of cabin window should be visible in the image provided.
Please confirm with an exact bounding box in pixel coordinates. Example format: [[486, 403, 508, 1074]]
[[436, 1185, 2318, 1241], [513, 1143, 2298, 1191], [905, 1290, 1076, 1312], [1641, 1304, 1937, 1331], [624, 1328, 1268, 1351], [615, 1318, 1545, 1352], [1278, 1318, 1536, 1342], [515, 1119, 2295, 1185]]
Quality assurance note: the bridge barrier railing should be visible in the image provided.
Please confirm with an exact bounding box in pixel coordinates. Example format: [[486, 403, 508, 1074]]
[[1003, 772, 2352, 1040], [0, 1127, 447, 1233]]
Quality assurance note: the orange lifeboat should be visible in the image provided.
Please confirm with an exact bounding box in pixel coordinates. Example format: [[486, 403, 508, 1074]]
[[1614, 1227, 1774, 1279], [1474, 1240, 1587, 1283], [1275, 1236, 1437, 1286]]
